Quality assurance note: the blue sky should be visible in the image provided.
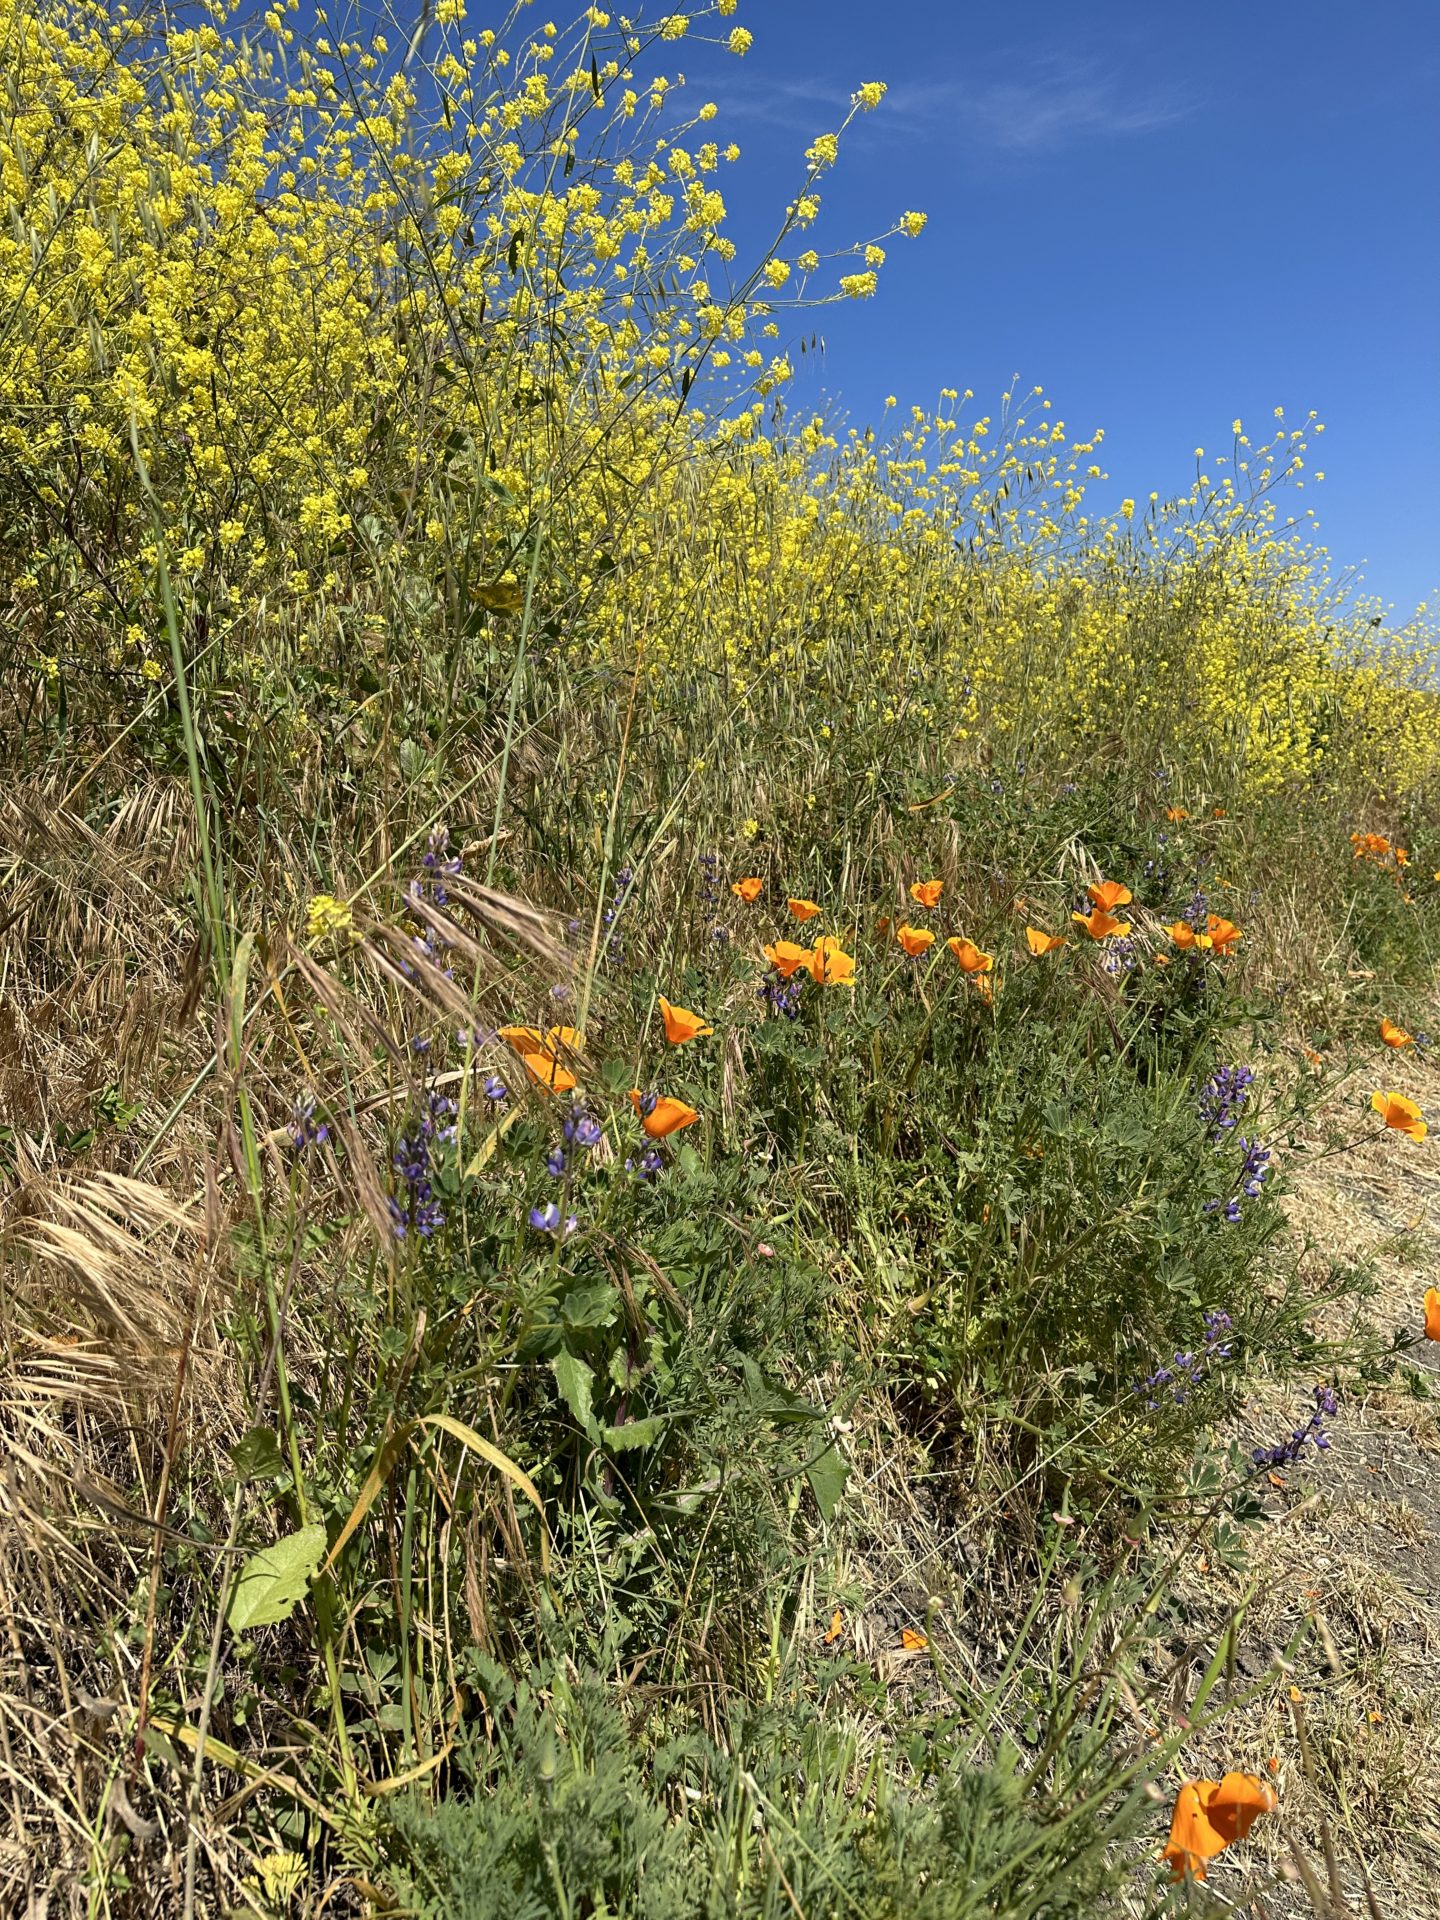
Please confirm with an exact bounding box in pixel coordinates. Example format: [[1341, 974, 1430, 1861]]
[[677, 1, 1438, 616]]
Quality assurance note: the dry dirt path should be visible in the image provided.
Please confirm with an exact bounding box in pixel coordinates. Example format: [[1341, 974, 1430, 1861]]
[[1173, 1054, 1440, 1917]]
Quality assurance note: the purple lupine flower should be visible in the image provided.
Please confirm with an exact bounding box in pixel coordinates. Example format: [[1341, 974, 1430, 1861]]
[[1139, 1306, 1235, 1407], [483, 1073, 508, 1103], [287, 1095, 330, 1151], [1101, 934, 1139, 977], [546, 1147, 566, 1177], [1237, 1137, 1271, 1197], [698, 851, 722, 907], [528, 1201, 577, 1237], [626, 1147, 665, 1182], [419, 826, 463, 906], [564, 1108, 602, 1150], [1198, 1065, 1255, 1137], [759, 972, 804, 1020], [1252, 1384, 1337, 1472], [1182, 887, 1210, 932]]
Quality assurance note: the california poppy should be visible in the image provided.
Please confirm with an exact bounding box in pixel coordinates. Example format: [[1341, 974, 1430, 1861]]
[[875, 914, 892, 935], [499, 1024, 546, 1050], [659, 997, 713, 1044], [732, 877, 763, 902], [787, 897, 822, 922], [823, 1608, 844, 1645], [1166, 807, 1188, 823], [896, 923, 936, 956], [1088, 879, 1133, 912], [1072, 907, 1131, 941], [1372, 1090, 1427, 1141], [1424, 1287, 1440, 1341], [1212, 807, 1226, 819], [809, 935, 856, 985], [1380, 1018, 1414, 1049], [520, 1052, 578, 1095], [1025, 927, 1066, 955], [1396, 848, 1410, 867], [762, 939, 813, 979], [899, 1628, 928, 1651], [1163, 1773, 1277, 1881], [947, 936, 994, 973], [1205, 916, 1242, 954], [909, 879, 944, 909], [545, 1025, 583, 1053], [630, 1090, 699, 1139]]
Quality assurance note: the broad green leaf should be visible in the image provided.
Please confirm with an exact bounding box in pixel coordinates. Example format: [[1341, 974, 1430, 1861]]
[[552, 1351, 596, 1433], [228, 1425, 285, 1483], [602, 1415, 667, 1452], [805, 1444, 848, 1524], [226, 1523, 327, 1633]]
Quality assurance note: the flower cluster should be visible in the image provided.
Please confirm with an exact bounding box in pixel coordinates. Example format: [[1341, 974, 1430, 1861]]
[[1250, 1384, 1337, 1472], [1139, 1309, 1234, 1409], [388, 1089, 458, 1240], [1198, 1064, 1255, 1138], [287, 1094, 330, 1152]]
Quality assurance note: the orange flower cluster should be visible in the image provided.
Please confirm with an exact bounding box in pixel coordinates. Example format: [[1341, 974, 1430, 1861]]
[[1351, 830, 1408, 867], [1166, 914, 1242, 954], [763, 936, 856, 985]]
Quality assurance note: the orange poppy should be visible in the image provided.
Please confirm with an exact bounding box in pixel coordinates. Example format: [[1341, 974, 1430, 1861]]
[[974, 974, 996, 1006], [823, 1608, 844, 1645], [1395, 848, 1410, 866], [896, 923, 936, 956], [1424, 1288, 1440, 1341], [1205, 916, 1242, 954], [630, 1090, 700, 1139], [1372, 1090, 1427, 1141], [947, 936, 994, 973], [501, 1023, 582, 1055], [731, 877, 764, 902], [762, 939, 813, 979], [520, 1052, 578, 1095], [1163, 1773, 1277, 1882], [1166, 807, 1188, 822], [1025, 926, 1066, 955], [659, 997, 713, 1044], [875, 914, 892, 935], [1088, 879, 1133, 912], [909, 879, 944, 909], [1072, 907, 1131, 940], [787, 897, 822, 922], [1211, 807, 1227, 819], [899, 1628, 928, 1651], [809, 935, 856, 985], [1381, 1018, 1413, 1049]]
